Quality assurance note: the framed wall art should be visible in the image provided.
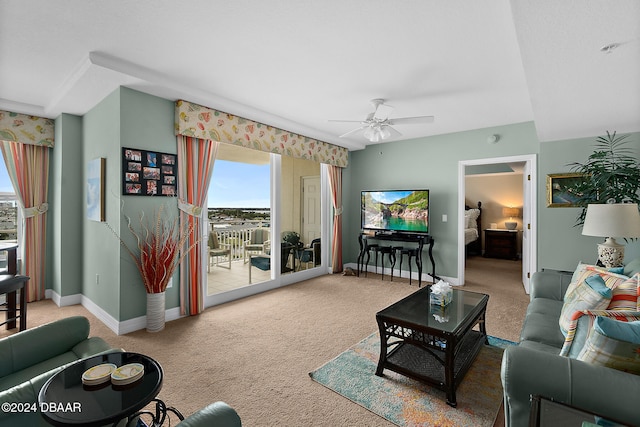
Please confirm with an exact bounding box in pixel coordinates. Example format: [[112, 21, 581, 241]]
[[87, 157, 106, 221], [546, 173, 587, 207], [122, 147, 177, 196]]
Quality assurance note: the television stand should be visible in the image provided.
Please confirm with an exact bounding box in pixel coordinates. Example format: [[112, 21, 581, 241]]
[[357, 233, 437, 287]]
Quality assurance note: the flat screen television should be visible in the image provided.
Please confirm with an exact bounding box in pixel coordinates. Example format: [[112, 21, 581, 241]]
[[361, 189, 430, 234]]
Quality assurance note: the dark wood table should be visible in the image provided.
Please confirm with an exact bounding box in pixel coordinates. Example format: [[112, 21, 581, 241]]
[[38, 352, 179, 426], [529, 395, 629, 426], [375, 287, 489, 407], [0, 242, 26, 331]]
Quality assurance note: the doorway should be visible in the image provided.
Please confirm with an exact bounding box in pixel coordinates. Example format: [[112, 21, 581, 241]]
[[458, 155, 537, 293]]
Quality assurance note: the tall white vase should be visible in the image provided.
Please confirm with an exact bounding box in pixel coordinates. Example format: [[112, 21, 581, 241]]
[[146, 291, 166, 333]]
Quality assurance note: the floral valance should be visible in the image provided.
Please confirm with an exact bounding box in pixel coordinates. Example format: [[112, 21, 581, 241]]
[[175, 100, 348, 168], [0, 110, 54, 147]]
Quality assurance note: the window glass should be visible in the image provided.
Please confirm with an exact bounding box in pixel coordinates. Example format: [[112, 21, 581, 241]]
[[206, 144, 271, 295]]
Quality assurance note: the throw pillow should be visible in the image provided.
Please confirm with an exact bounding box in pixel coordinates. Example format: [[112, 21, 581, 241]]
[[577, 316, 640, 374], [559, 274, 613, 336], [624, 257, 640, 278], [560, 310, 640, 357], [608, 273, 640, 311]]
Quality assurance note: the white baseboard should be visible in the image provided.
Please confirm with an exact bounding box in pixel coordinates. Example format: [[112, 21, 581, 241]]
[[47, 290, 185, 335]]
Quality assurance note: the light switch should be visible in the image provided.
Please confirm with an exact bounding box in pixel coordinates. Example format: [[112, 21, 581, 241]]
[[442, 214, 448, 222]]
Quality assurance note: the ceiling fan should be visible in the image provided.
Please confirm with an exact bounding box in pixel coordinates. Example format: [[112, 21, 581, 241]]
[[329, 99, 434, 143]]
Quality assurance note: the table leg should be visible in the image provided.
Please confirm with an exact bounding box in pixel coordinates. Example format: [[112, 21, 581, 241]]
[[6, 290, 16, 330], [444, 339, 457, 407], [19, 285, 26, 331], [375, 321, 387, 377]]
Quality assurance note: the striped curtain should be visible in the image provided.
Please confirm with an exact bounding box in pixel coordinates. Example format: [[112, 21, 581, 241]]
[[0, 141, 49, 301], [176, 135, 218, 315], [327, 165, 343, 273]]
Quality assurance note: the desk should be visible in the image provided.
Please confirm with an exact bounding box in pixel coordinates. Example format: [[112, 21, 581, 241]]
[[39, 352, 180, 426], [357, 233, 436, 287]]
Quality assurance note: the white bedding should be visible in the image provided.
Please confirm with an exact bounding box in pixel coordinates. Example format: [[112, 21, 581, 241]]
[[465, 228, 479, 245]]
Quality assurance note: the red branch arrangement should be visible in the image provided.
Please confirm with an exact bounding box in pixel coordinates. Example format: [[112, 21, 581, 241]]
[[108, 204, 194, 294]]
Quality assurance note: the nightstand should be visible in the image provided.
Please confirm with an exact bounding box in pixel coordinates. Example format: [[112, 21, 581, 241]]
[[484, 229, 518, 260]]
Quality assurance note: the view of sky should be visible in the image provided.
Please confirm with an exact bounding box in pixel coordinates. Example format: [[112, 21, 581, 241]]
[[0, 159, 271, 208], [0, 164, 13, 193], [208, 160, 270, 208]]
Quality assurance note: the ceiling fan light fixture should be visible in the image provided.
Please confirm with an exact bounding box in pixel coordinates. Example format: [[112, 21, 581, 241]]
[[379, 127, 391, 139], [363, 126, 375, 140]]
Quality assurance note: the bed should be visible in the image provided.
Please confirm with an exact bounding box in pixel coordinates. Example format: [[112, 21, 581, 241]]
[[464, 201, 482, 256]]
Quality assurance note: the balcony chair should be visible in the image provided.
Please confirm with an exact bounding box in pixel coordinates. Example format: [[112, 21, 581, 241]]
[[297, 238, 321, 270], [244, 228, 270, 263], [208, 232, 231, 271], [248, 243, 294, 283]]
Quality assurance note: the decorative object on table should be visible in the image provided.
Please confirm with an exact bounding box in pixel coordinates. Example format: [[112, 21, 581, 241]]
[[581, 202, 640, 267], [122, 147, 177, 196], [111, 363, 145, 385], [430, 279, 452, 307], [309, 331, 514, 427], [567, 131, 640, 225], [106, 203, 195, 332], [282, 231, 301, 248], [86, 157, 106, 222], [546, 173, 589, 207], [502, 206, 520, 230], [81, 363, 117, 386]]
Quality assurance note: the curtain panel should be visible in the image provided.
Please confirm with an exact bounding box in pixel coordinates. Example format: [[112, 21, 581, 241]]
[[0, 110, 54, 302], [0, 141, 50, 301], [175, 100, 348, 168], [176, 135, 218, 316], [328, 165, 343, 273]]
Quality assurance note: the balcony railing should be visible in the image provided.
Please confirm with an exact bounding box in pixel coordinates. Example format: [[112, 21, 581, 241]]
[[209, 221, 269, 262]]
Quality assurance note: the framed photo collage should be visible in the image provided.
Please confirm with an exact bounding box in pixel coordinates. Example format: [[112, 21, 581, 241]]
[[122, 147, 177, 196]]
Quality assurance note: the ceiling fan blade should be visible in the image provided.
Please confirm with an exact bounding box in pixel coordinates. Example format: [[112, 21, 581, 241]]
[[387, 115, 435, 125], [339, 126, 367, 138], [328, 119, 365, 123], [373, 103, 394, 121], [385, 125, 403, 137]]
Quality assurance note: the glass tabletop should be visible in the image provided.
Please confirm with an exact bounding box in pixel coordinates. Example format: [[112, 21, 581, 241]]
[[38, 352, 163, 427], [376, 287, 488, 334]]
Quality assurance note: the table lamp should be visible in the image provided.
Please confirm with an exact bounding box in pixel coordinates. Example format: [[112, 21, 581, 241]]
[[502, 207, 520, 230], [581, 203, 640, 267]]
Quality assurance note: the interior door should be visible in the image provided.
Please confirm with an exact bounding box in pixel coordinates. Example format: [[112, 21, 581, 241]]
[[301, 176, 321, 243], [522, 162, 532, 291]]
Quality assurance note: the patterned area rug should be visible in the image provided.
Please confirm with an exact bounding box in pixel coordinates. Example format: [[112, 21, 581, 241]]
[[309, 332, 515, 427]]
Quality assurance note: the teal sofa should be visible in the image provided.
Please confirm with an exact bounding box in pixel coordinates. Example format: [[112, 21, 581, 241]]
[[0, 316, 242, 426], [501, 269, 640, 427], [0, 316, 118, 426]]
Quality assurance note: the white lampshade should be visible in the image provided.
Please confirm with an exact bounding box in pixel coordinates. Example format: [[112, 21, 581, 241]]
[[582, 203, 640, 267], [582, 203, 640, 238]]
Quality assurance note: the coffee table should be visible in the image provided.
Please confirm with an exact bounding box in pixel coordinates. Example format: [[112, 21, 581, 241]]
[[38, 352, 181, 426], [375, 286, 489, 407]]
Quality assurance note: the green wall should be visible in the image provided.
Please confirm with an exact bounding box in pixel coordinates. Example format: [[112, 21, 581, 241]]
[[344, 124, 640, 279], [79, 87, 178, 321], [538, 132, 640, 270], [50, 113, 84, 297]]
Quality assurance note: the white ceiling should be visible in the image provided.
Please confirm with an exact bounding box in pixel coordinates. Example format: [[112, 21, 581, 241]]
[[1, 0, 638, 151]]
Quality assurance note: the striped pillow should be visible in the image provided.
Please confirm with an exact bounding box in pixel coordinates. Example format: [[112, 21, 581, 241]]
[[560, 310, 640, 357], [577, 316, 640, 374], [560, 274, 612, 336], [608, 273, 640, 311]]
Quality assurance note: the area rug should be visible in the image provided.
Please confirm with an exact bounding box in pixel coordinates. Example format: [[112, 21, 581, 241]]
[[309, 332, 515, 427]]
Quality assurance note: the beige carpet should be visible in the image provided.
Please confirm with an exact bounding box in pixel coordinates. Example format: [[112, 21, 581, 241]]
[[1, 256, 527, 426]]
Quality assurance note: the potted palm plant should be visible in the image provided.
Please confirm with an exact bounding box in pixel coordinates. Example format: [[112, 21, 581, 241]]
[[568, 131, 640, 226]]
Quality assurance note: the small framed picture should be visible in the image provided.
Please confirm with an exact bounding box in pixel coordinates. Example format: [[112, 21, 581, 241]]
[[546, 173, 588, 207], [122, 147, 177, 196]]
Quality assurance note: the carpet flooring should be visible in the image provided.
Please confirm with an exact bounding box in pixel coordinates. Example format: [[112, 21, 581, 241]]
[[1, 256, 527, 426]]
